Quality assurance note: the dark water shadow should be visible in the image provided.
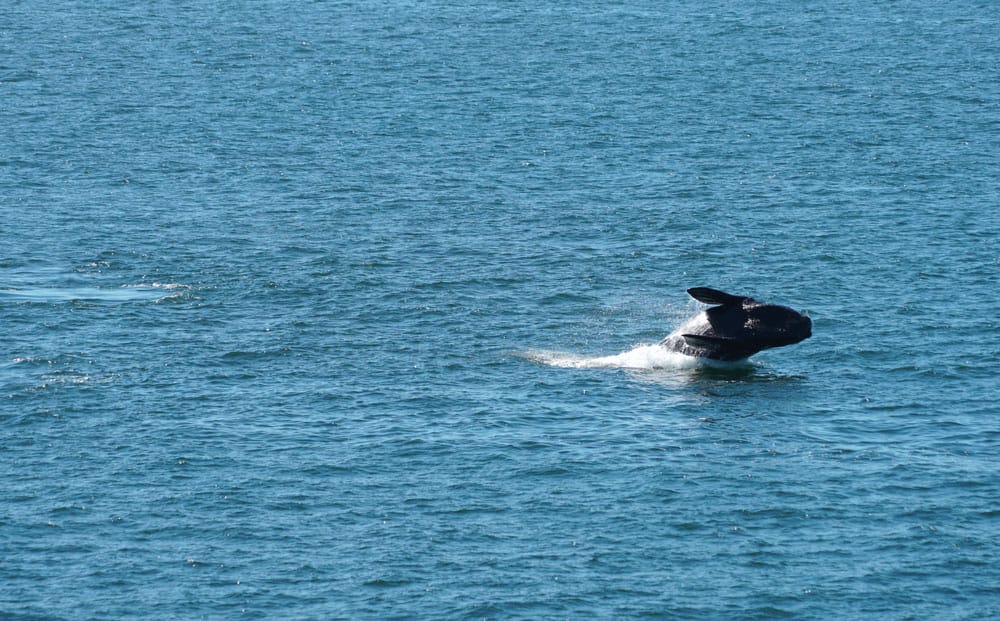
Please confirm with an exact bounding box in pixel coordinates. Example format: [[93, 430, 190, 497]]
[[630, 362, 808, 392]]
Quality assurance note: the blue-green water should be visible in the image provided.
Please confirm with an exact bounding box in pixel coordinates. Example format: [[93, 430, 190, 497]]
[[3, 1, 999, 619]]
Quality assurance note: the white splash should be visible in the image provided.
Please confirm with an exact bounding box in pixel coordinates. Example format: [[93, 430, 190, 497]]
[[523, 344, 704, 370]]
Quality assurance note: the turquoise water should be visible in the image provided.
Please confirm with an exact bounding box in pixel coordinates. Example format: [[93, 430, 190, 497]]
[[3, 1, 999, 618]]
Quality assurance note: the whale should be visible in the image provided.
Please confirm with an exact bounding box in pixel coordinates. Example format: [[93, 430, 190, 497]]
[[660, 287, 812, 361]]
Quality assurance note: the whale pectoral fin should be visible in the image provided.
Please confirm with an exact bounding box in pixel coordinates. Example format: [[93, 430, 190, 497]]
[[687, 287, 744, 306], [681, 334, 740, 351], [681, 333, 754, 361], [681, 333, 736, 347]]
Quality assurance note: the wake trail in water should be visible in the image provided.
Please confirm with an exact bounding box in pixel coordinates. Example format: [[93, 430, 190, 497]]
[[523, 344, 705, 370], [0, 282, 191, 303]]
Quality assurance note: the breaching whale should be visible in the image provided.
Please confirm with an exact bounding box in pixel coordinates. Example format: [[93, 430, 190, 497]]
[[660, 287, 811, 361]]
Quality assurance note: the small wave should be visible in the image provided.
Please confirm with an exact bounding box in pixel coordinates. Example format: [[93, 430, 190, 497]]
[[137, 282, 190, 290], [522, 344, 705, 370], [124, 282, 193, 302]]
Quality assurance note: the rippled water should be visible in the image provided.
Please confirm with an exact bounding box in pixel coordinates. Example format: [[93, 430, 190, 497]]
[[3, 1, 999, 619]]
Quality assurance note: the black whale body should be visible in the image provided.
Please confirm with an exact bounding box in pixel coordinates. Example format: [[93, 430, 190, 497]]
[[660, 288, 812, 361]]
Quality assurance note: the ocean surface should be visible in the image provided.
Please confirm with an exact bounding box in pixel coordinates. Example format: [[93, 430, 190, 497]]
[[3, 1, 999, 619]]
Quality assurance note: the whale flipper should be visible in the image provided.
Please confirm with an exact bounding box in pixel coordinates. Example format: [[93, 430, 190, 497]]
[[681, 333, 736, 347], [680, 333, 753, 360], [687, 287, 744, 306]]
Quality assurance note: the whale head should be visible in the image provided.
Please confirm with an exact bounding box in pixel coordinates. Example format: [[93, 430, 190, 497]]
[[741, 299, 812, 347]]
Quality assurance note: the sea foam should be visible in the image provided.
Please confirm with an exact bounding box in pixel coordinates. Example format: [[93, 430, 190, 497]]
[[524, 344, 704, 370]]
